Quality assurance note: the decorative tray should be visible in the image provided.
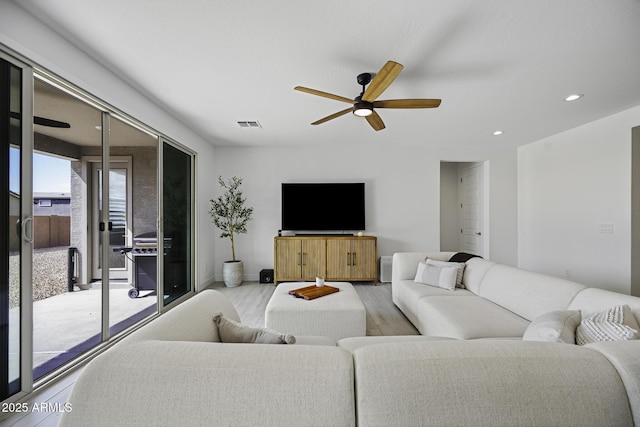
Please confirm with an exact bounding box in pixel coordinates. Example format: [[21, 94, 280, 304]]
[[288, 284, 339, 300]]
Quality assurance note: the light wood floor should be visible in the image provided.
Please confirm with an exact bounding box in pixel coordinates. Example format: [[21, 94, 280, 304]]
[[1, 281, 415, 426]]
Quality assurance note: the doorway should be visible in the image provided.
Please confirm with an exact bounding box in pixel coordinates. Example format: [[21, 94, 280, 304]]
[[91, 160, 132, 281], [440, 161, 489, 257]]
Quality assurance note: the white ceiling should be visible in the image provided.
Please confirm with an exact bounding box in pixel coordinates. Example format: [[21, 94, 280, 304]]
[[16, 0, 640, 149]]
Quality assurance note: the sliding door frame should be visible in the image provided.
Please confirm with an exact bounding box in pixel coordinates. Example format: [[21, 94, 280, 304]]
[[1, 49, 35, 401], [1, 44, 197, 402]]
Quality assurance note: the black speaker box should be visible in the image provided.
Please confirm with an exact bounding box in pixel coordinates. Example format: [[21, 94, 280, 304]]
[[259, 269, 274, 284]]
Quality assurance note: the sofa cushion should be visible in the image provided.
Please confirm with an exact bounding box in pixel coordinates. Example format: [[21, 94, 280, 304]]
[[60, 340, 356, 427], [213, 312, 295, 344], [394, 279, 474, 329], [568, 287, 640, 320], [415, 296, 530, 339], [576, 305, 639, 345], [352, 340, 632, 427], [586, 340, 640, 426], [475, 264, 585, 321], [522, 310, 581, 344], [425, 259, 465, 287], [414, 261, 457, 290]]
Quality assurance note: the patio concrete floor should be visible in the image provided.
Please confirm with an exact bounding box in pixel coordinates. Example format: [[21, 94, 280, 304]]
[[9, 282, 157, 382]]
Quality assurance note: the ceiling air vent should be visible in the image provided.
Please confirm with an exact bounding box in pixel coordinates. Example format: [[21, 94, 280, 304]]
[[237, 120, 262, 129]]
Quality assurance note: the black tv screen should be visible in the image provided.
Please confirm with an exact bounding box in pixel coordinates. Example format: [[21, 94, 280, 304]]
[[281, 183, 365, 231]]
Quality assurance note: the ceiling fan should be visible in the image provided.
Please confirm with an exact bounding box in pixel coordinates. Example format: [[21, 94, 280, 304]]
[[294, 60, 441, 131], [9, 111, 71, 128]]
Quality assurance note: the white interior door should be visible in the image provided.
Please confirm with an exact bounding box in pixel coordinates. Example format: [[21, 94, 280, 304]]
[[459, 164, 484, 256]]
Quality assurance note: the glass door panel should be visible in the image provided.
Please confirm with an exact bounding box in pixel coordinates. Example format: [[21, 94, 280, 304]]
[[162, 142, 193, 305], [31, 77, 103, 379], [1, 57, 24, 400], [107, 116, 158, 334]]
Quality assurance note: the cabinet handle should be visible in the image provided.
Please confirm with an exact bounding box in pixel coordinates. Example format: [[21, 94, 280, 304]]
[[297, 252, 302, 266], [352, 252, 356, 266], [347, 252, 351, 265], [302, 252, 306, 266]]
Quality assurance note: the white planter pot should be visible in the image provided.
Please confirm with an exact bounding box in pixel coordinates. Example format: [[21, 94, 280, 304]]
[[223, 260, 243, 287]]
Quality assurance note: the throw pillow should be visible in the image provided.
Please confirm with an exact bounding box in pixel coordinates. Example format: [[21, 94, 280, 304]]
[[576, 305, 640, 346], [414, 262, 457, 291], [425, 259, 466, 288], [522, 310, 582, 344], [414, 261, 427, 283], [213, 312, 296, 344]]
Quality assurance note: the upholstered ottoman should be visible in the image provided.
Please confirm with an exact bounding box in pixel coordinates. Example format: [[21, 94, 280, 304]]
[[265, 282, 366, 340]]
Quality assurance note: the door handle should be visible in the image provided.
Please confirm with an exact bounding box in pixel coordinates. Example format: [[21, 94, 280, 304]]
[[22, 217, 33, 243], [100, 221, 114, 232]]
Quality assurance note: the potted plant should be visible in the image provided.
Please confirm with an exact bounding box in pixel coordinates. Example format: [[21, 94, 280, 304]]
[[209, 176, 254, 287]]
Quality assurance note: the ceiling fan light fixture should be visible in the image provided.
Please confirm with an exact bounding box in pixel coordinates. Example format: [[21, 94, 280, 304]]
[[353, 100, 373, 117]]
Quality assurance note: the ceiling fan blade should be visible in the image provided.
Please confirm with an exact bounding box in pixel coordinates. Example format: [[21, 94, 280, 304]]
[[34, 116, 71, 128], [9, 111, 71, 128], [365, 111, 385, 131], [311, 107, 352, 125], [362, 61, 404, 102], [373, 99, 441, 109], [294, 86, 354, 104]]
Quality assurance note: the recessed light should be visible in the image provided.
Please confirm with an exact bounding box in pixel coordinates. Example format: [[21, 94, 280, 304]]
[[563, 94, 583, 102], [492, 130, 504, 136]]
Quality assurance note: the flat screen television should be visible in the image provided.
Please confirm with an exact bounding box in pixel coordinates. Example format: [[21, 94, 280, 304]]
[[281, 183, 365, 232]]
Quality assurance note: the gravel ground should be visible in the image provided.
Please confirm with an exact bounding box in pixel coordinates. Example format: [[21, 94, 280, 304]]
[[9, 246, 68, 309]]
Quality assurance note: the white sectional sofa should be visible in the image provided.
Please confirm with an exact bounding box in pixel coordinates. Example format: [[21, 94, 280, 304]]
[[392, 252, 640, 339], [59, 255, 640, 426]]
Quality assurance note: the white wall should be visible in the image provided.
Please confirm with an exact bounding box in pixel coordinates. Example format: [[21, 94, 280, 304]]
[[518, 105, 640, 294], [0, 2, 218, 290], [212, 144, 518, 282]]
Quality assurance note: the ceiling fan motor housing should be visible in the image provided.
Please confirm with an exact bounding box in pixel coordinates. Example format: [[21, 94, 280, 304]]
[[357, 73, 372, 87]]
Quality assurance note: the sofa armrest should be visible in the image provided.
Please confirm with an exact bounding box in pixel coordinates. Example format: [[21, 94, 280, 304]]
[[119, 289, 241, 345]]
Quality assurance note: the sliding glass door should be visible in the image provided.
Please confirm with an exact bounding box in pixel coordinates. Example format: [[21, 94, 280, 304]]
[[1, 48, 195, 403], [162, 141, 193, 306]]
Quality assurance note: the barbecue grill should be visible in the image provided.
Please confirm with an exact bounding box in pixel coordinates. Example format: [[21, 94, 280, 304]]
[[114, 232, 165, 298]]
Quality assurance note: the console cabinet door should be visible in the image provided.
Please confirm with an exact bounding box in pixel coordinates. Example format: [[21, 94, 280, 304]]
[[351, 239, 377, 279], [275, 238, 302, 281], [326, 240, 351, 279], [301, 239, 326, 280]]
